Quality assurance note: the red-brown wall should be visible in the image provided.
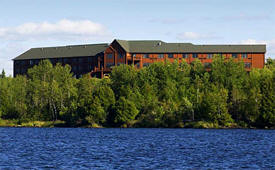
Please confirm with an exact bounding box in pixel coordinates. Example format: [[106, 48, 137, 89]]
[[98, 43, 265, 77]]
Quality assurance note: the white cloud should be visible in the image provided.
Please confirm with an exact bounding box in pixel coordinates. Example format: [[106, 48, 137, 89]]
[[0, 19, 111, 41], [240, 39, 259, 44], [0, 43, 30, 76], [0, 19, 113, 76], [176, 32, 219, 40], [0, 58, 13, 77]]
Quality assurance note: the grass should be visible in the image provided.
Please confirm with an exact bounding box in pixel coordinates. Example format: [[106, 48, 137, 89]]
[[0, 119, 266, 129], [184, 121, 243, 129], [0, 119, 65, 127], [184, 121, 219, 128], [0, 119, 18, 127]]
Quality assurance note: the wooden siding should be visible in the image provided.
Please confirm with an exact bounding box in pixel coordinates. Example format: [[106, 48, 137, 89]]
[[95, 42, 266, 77], [14, 43, 265, 78]]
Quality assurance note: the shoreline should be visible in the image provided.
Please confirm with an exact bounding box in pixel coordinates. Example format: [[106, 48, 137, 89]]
[[0, 120, 273, 129]]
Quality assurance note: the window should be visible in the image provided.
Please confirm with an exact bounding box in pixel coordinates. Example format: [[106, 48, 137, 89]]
[[118, 53, 124, 59], [143, 54, 149, 58], [192, 54, 198, 58], [73, 58, 77, 63], [64, 58, 68, 63], [29, 60, 33, 65], [143, 63, 150, 67], [107, 53, 113, 59], [72, 65, 76, 71], [244, 63, 251, 68], [207, 54, 213, 59], [182, 54, 188, 59], [15, 69, 19, 74], [133, 54, 136, 57], [117, 62, 124, 66], [204, 63, 212, 69], [232, 54, 238, 58], [242, 54, 247, 59], [78, 66, 81, 71], [106, 63, 114, 68], [51, 59, 57, 64], [136, 62, 140, 68], [168, 54, 174, 58], [158, 54, 164, 58], [78, 58, 83, 63]]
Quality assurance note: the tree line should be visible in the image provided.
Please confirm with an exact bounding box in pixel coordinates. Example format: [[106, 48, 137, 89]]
[[0, 57, 274, 128]]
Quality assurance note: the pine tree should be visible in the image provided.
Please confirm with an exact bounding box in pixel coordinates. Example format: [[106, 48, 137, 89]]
[[0, 69, 5, 78]]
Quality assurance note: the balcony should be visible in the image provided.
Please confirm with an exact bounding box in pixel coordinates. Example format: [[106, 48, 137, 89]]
[[133, 56, 142, 60]]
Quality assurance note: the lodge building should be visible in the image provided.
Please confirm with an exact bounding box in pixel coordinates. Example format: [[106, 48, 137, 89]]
[[13, 39, 266, 77]]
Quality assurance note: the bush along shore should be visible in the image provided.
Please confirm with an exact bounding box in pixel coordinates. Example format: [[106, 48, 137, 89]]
[[0, 57, 274, 129]]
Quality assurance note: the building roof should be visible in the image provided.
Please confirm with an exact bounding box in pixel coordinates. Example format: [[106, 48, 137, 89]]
[[114, 39, 266, 53], [14, 40, 266, 61], [13, 43, 109, 60]]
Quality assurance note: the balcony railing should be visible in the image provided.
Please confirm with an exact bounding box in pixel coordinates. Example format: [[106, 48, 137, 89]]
[[93, 67, 112, 72], [133, 56, 142, 60]]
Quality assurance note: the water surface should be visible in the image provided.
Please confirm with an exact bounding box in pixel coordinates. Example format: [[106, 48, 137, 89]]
[[0, 128, 274, 169]]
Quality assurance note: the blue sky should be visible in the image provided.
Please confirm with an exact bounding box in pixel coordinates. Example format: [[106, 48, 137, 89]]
[[0, 0, 274, 76]]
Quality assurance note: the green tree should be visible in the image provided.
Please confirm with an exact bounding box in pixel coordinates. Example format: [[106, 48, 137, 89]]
[[0, 69, 6, 78], [112, 96, 139, 126], [27, 60, 76, 122], [258, 68, 275, 127], [0, 76, 27, 120], [243, 69, 262, 125], [200, 85, 233, 125]]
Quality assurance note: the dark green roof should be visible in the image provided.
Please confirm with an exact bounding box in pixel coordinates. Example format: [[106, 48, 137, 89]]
[[13, 43, 109, 60], [115, 39, 266, 53], [14, 40, 266, 60]]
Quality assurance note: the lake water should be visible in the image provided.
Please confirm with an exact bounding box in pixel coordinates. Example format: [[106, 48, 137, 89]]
[[0, 128, 274, 169]]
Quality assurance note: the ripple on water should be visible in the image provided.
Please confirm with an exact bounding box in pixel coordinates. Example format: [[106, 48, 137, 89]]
[[0, 128, 274, 169]]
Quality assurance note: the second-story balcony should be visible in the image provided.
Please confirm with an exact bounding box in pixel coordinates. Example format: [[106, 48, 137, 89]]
[[134, 56, 142, 60]]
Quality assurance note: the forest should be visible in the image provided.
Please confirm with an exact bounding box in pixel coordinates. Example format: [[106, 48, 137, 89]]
[[0, 56, 274, 128]]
